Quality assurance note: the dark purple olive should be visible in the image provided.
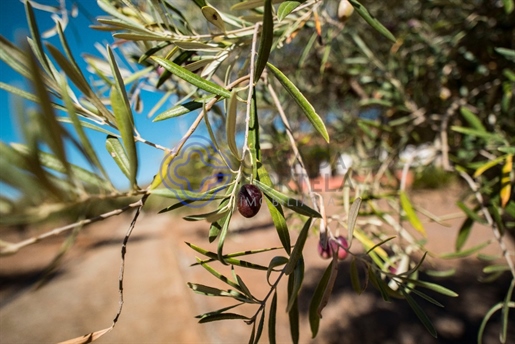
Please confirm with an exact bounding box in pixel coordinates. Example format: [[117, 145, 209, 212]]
[[318, 236, 349, 260], [237, 184, 262, 218]]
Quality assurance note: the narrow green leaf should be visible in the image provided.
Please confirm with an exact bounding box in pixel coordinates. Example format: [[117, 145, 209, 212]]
[[451, 126, 503, 141], [105, 135, 131, 180], [483, 264, 510, 274], [278, 1, 301, 21], [25, 2, 52, 76], [317, 257, 339, 319], [255, 0, 273, 80], [460, 107, 486, 132], [46, 44, 115, 123], [210, 209, 229, 243], [107, 46, 138, 189], [268, 291, 277, 344], [455, 217, 474, 251], [474, 156, 506, 178], [217, 212, 232, 263], [198, 313, 250, 323], [309, 261, 333, 338], [398, 278, 458, 297], [59, 75, 110, 183], [501, 281, 514, 343], [347, 197, 361, 248], [478, 301, 515, 344], [286, 256, 304, 312], [501, 0, 514, 13], [197, 259, 241, 291], [368, 266, 390, 301], [401, 288, 437, 338], [440, 240, 491, 259], [27, 47, 71, 181], [151, 56, 231, 98], [254, 178, 321, 218], [457, 202, 486, 224], [153, 100, 204, 122], [226, 90, 241, 160], [187, 282, 251, 303], [495, 47, 515, 60], [400, 191, 426, 236], [254, 309, 265, 344], [186, 243, 269, 270], [425, 268, 456, 278], [287, 272, 300, 344], [266, 62, 329, 143], [258, 165, 291, 253], [348, 0, 396, 43], [267, 256, 289, 284], [284, 219, 312, 275]]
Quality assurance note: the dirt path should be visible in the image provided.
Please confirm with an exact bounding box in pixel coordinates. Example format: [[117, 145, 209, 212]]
[[1, 187, 514, 343]]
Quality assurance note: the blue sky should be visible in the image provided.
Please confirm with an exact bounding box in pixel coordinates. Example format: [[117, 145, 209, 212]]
[[0, 0, 201, 193]]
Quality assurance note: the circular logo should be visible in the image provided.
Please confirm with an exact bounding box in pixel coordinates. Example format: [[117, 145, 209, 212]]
[[158, 135, 232, 208]]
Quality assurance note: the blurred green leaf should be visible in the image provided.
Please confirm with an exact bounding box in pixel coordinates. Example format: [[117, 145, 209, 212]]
[[347, 197, 362, 248], [455, 217, 474, 251], [350, 258, 362, 294], [107, 46, 138, 189], [425, 268, 456, 278], [368, 266, 391, 301], [348, 0, 396, 43], [278, 1, 301, 21], [441, 240, 491, 259], [401, 288, 437, 338], [451, 126, 504, 141], [483, 264, 510, 274], [267, 62, 329, 143], [460, 107, 486, 132], [231, 0, 283, 11], [154, 100, 206, 122], [400, 191, 426, 237]]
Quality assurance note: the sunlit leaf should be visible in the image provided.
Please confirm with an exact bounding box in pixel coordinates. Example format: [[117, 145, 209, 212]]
[[226, 90, 241, 160], [473, 156, 506, 178], [500, 155, 513, 207], [231, 0, 283, 11], [151, 56, 231, 98], [105, 135, 130, 180], [400, 191, 426, 237], [107, 46, 138, 189], [267, 62, 329, 143], [483, 264, 510, 274]]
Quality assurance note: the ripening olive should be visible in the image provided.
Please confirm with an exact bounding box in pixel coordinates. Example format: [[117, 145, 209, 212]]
[[237, 184, 262, 218], [318, 235, 349, 260]]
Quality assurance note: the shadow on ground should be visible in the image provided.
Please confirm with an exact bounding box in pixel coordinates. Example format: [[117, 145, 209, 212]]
[[298, 260, 514, 344]]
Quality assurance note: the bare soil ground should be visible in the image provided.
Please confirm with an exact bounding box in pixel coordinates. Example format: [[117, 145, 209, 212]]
[[0, 186, 514, 344]]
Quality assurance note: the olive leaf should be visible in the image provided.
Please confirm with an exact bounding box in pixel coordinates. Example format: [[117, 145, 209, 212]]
[[254, 0, 273, 81]]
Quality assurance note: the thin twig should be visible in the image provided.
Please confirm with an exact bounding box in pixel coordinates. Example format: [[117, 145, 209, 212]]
[[459, 171, 515, 280]]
